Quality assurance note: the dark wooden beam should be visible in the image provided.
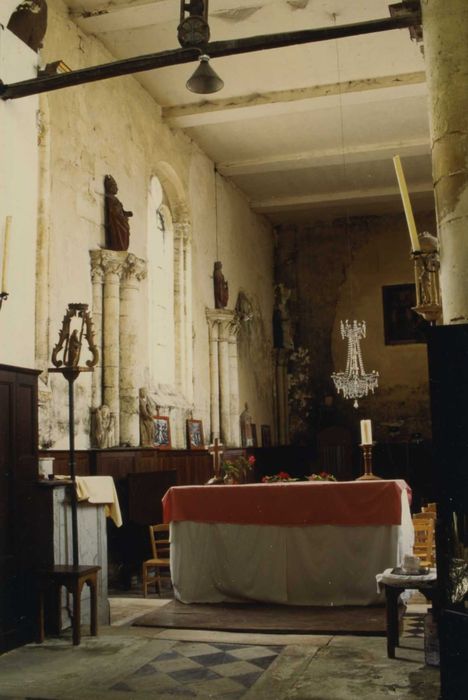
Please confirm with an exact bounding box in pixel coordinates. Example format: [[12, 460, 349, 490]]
[[0, 14, 420, 101]]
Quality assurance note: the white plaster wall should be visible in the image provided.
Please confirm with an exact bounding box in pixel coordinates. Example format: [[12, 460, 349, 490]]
[[0, 28, 38, 368], [39, 0, 275, 448]]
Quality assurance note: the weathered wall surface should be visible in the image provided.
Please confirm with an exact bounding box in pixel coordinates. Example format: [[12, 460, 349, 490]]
[[36, 0, 274, 448], [0, 28, 38, 368], [276, 211, 436, 444]]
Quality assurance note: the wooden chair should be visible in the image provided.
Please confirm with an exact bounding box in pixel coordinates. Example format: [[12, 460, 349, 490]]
[[422, 502, 437, 513], [413, 516, 435, 567], [142, 524, 171, 597]]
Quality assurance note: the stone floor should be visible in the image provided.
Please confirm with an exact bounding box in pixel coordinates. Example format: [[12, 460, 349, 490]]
[[0, 597, 440, 700]]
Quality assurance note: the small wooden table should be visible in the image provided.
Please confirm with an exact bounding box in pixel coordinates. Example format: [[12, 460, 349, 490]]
[[38, 565, 101, 646], [379, 569, 438, 658]]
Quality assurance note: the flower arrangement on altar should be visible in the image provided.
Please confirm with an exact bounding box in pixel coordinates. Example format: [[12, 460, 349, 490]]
[[262, 471, 300, 483], [307, 472, 337, 482], [221, 454, 256, 483]]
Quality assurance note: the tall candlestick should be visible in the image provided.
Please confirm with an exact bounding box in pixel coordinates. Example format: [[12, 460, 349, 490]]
[[1, 216, 12, 294], [392, 156, 420, 252], [360, 419, 372, 445]]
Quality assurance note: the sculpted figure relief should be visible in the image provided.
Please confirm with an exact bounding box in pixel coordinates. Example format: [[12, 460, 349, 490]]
[[213, 261, 229, 309], [139, 388, 156, 447], [8, 0, 48, 53], [240, 402, 253, 447], [93, 404, 116, 449], [104, 174, 133, 251]]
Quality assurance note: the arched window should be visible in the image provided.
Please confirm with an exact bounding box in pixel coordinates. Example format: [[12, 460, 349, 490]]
[[147, 176, 175, 385]]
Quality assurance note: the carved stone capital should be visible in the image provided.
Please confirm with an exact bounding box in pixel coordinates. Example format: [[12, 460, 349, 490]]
[[174, 222, 192, 244], [123, 253, 147, 281]]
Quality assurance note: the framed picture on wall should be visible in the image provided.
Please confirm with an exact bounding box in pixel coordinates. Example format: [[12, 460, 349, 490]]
[[186, 419, 204, 449], [261, 425, 272, 447], [382, 284, 429, 345], [153, 416, 171, 448]]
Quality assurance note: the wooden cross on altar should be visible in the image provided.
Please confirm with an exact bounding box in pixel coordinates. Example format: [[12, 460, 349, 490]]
[[208, 438, 224, 476]]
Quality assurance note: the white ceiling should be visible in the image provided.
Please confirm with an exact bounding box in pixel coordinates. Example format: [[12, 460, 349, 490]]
[[66, 0, 433, 224]]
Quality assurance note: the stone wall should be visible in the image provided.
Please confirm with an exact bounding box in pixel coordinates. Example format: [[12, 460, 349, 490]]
[[275, 211, 436, 444], [33, 0, 274, 448]]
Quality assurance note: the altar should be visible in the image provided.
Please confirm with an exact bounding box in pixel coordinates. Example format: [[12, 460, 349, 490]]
[[162, 479, 413, 606]]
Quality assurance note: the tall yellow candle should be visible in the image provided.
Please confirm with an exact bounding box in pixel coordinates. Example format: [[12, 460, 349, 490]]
[[1, 216, 12, 294], [360, 419, 372, 445], [392, 156, 420, 252]]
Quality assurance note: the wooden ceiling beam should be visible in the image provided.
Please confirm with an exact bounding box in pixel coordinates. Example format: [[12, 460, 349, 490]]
[[163, 71, 426, 127], [1, 13, 420, 100], [218, 138, 430, 177]]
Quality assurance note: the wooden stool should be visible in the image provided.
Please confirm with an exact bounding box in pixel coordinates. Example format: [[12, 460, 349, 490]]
[[382, 576, 438, 658], [38, 565, 101, 646]]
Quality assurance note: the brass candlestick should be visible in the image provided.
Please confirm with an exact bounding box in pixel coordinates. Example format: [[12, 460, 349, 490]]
[[356, 443, 382, 481]]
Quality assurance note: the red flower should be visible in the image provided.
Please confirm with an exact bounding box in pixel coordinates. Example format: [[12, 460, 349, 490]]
[[278, 471, 290, 479], [248, 455, 256, 465]]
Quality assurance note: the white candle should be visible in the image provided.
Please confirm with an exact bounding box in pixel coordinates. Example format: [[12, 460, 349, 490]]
[[1, 216, 12, 294], [360, 419, 372, 445], [392, 156, 420, 252]]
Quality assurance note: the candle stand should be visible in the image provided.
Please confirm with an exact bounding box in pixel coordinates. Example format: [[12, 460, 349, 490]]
[[0, 291, 8, 310], [38, 303, 100, 646], [356, 443, 382, 481]]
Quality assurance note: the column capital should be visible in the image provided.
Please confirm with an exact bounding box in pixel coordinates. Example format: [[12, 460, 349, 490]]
[[206, 308, 237, 339], [123, 253, 147, 282], [90, 249, 128, 278], [174, 222, 192, 243]]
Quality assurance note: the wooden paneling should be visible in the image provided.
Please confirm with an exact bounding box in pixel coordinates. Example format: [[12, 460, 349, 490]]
[[0, 365, 40, 652]]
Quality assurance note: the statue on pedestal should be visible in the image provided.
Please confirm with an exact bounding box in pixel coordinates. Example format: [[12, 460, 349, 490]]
[[139, 388, 156, 446], [8, 0, 48, 53], [213, 261, 229, 309], [240, 402, 253, 447], [93, 404, 116, 448], [104, 175, 133, 251]]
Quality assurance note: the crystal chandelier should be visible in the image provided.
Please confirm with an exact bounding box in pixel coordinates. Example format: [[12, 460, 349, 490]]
[[331, 320, 379, 408]]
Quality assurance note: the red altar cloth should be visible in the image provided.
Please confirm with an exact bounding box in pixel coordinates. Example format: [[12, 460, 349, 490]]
[[162, 479, 410, 527]]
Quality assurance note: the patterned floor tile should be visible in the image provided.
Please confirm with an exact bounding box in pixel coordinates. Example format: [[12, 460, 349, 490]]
[[210, 660, 263, 678], [111, 639, 282, 699]]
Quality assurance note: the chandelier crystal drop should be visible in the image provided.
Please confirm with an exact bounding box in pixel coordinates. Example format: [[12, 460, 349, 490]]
[[331, 320, 379, 408]]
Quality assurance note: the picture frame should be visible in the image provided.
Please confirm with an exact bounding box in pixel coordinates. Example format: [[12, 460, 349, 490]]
[[261, 424, 271, 447], [382, 284, 428, 346], [153, 416, 171, 448], [186, 419, 204, 450]]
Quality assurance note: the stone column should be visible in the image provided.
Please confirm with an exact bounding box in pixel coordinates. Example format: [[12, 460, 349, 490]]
[[228, 316, 241, 446], [120, 253, 147, 446], [206, 310, 220, 441], [173, 223, 186, 393], [218, 316, 232, 445], [183, 230, 193, 403], [421, 0, 468, 323], [90, 251, 104, 411], [35, 96, 51, 380], [101, 250, 126, 441]]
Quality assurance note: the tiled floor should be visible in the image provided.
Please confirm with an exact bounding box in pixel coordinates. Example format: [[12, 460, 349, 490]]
[[0, 596, 440, 700], [111, 641, 282, 698]]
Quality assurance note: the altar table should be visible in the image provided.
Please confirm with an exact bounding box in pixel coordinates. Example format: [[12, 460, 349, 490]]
[[162, 480, 413, 606]]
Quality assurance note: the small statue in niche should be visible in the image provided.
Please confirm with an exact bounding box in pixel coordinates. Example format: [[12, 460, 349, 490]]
[[240, 402, 254, 447], [104, 174, 133, 251], [213, 261, 229, 309], [7, 0, 48, 53], [66, 329, 81, 367], [93, 404, 116, 449], [139, 387, 156, 447]]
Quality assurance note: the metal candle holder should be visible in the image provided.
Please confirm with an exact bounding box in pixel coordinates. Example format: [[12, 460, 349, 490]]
[[49, 303, 99, 567], [0, 291, 8, 310], [356, 443, 381, 481], [411, 234, 442, 325]]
